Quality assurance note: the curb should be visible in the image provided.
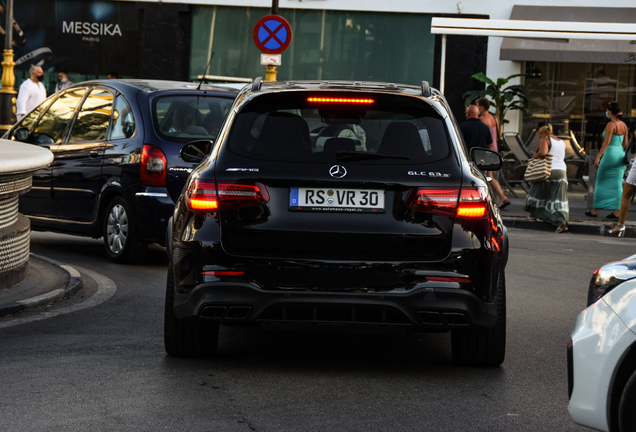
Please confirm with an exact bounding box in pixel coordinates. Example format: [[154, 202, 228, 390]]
[[502, 217, 636, 237], [0, 254, 83, 316]]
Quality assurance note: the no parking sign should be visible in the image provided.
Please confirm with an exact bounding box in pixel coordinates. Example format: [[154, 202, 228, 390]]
[[253, 14, 293, 54]]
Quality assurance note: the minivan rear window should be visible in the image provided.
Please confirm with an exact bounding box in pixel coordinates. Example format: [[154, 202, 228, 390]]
[[227, 92, 450, 164]]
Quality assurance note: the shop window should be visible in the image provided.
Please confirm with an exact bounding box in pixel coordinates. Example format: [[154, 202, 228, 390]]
[[190, 6, 435, 86], [524, 62, 636, 151]]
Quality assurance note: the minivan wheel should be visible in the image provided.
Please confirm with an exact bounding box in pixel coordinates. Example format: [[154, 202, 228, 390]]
[[103, 196, 147, 264], [164, 265, 219, 357], [451, 271, 506, 367]]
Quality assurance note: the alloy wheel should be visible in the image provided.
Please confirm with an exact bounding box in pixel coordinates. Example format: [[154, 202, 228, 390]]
[[106, 204, 128, 254]]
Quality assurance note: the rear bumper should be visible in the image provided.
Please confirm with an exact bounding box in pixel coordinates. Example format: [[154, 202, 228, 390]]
[[133, 189, 175, 245], [172, 281, 498, 331]]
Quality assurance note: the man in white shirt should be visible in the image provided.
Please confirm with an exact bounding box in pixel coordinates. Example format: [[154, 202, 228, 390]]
[[15, 65, 47, 121]]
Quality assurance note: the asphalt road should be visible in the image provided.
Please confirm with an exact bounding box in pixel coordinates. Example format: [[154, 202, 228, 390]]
[[1, 229, 633, 431]]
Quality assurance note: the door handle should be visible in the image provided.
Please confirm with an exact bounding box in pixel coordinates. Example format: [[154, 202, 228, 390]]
[[89, 151, 99, 159]]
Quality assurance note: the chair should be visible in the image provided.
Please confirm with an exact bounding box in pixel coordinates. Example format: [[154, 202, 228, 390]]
[[250, 112, 311, 158], [499, 132, 531, 196], [377, 122, 426, 158]]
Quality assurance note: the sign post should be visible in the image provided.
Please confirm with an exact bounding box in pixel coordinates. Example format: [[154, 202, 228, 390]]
[[252, 13, 292, 82]]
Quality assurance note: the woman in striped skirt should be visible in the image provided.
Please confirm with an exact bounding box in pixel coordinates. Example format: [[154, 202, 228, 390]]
[[523, 124, 569, 233]]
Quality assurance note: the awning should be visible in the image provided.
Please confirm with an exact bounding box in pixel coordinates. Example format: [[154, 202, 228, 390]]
[[500, 6, 636, 64]]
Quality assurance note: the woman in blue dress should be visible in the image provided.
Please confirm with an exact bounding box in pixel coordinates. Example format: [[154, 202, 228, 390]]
[[585, 101, 629, 219]]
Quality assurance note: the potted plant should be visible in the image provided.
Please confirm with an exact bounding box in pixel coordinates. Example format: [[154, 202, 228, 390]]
[[464, 72, 529, 136]]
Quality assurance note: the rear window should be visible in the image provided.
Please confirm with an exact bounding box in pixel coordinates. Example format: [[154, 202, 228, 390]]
[[226, 92, 450, 164], [153, 95, 234, 143]]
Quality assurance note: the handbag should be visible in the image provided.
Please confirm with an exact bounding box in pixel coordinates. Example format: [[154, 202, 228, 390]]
[[524, 154, 553, 182]]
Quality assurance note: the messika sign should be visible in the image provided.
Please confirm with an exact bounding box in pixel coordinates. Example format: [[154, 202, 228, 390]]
[[62, 21, 123, 36]]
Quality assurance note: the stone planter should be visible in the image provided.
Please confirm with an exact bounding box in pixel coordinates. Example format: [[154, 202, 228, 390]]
[[0, 140, 53, 290]]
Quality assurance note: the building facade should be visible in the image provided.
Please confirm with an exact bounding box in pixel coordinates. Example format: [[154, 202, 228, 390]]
[[6, 0, 636, 148]]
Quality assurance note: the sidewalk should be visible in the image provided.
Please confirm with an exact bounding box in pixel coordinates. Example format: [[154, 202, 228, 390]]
[[0, 254, 82, 316], [499, 182, 636, 237]]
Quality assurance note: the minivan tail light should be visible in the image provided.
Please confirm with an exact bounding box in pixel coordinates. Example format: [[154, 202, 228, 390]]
[[141, 144, 167, 186], [406, 186, 488, 218], [186, 180, 269, 212]]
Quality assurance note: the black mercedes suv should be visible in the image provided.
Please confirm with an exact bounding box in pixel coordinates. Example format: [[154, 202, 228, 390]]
[[165, 79, 509, 366]]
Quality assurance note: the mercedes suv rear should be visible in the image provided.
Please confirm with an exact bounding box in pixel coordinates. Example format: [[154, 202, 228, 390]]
[[164, 79, 509, 366]]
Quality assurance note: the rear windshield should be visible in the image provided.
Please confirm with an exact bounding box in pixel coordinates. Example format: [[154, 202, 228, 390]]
[[153, 95, 234, 143], [226, 92, 450, 164]]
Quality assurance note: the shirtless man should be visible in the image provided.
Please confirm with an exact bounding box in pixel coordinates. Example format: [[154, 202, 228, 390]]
[[476, 97, 509, 208]]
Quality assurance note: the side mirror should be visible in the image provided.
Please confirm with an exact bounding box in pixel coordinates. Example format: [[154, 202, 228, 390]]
[[14, 127, 29, 142], [180, 139, 214, 164], [470, 148, 503, 171]]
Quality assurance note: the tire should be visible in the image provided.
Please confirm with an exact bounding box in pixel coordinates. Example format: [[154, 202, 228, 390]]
[[619, 369, 636, 431], [451, 271, 506, 367], [102, 196, 147, 264], [164, 265, 219, 357]]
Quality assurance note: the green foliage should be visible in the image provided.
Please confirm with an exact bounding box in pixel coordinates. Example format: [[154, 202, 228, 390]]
[[463, 72, 529, 135]]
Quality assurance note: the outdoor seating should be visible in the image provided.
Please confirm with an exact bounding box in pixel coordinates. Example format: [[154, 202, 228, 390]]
[[499, 132, 531, 196]]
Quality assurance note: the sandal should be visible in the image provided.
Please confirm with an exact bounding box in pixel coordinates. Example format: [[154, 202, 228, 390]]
[[555, 225, 568, 233], [608, 224, 626, 237], [606, 213, 619, 220], [499, 200, 510, 209], [584, 210, 597, 217]]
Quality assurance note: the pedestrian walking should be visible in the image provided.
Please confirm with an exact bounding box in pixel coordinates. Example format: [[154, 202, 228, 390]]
[[524, 124, 569, 233], [460, 104, 510, 208], [15, 64, 46, 122], [608, 128, 636, 237], [54, 69, 73, 92], [585, 101, 628, 219], [476, 97, 509, 208]]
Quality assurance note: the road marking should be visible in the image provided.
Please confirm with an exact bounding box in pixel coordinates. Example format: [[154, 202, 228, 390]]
[[0, 266, 116, 329]]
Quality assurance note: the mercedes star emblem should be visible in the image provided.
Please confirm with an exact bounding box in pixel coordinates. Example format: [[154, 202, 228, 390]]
[[329, 165, 347, 178]]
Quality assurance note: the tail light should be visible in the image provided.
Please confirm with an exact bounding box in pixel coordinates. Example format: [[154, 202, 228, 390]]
[[186, 180, 269, 212], [406, 186, 488, 218], [201, 271, 245, 276], [141, 144, 167, 186]]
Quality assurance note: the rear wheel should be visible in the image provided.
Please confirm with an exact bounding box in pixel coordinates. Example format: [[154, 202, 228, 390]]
[[451, 272, 506, 367], [164, 265, 219, 357], [619, 370, 636, 431], [102, 196, 147, 264]]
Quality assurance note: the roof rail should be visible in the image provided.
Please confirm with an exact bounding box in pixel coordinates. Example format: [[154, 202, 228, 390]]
[[422, 81, 431, 97], [252, 77, 263, 92]]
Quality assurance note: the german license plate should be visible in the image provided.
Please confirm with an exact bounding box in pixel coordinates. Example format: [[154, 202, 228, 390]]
[[289, 187, 385, 213]]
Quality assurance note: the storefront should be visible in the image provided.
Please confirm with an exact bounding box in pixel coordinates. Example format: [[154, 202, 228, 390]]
[[5, 0, 191, 93], [500, 5, 636, 151], [190, 5, 489, 127]]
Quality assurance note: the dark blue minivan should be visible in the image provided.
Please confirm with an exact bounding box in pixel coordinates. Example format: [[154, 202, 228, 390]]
[[3, 79, 239, 263]]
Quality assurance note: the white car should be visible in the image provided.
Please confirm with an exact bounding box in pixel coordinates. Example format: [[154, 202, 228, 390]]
[[568, 254, 636, 431]]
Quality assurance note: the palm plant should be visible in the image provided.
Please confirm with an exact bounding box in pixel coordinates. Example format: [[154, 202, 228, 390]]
[[463, 72, 529, 136]]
